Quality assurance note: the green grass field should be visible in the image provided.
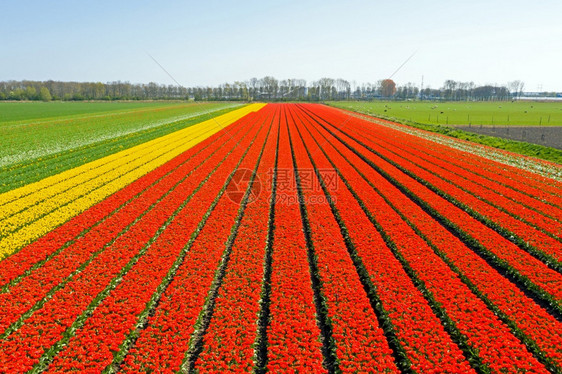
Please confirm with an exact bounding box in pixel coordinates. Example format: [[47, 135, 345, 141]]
[[0, 101, 188, 124], [0, 101, 242, 192], [328, 100, 562, 165], [329, 101, 562, 126]]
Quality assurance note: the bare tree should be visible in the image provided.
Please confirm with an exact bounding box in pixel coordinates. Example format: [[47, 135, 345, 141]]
[[508, 80, 525, 99]]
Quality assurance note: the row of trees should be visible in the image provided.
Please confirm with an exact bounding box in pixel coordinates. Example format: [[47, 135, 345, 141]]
[[0, 78, 531, 102]]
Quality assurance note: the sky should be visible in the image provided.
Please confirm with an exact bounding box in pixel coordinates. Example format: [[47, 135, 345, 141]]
[[1, 0, 561, 91]]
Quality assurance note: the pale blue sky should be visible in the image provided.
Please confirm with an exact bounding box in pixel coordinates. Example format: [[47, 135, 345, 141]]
[[1, 0, 561, 91]]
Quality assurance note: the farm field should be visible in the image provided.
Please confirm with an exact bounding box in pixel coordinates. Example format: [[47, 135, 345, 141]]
[[330, 100, 562, 126], [0, 101, 196, 123], [331, 101, 562, 164], [0, 101, 241, 193], [1, 103, 562, 373]]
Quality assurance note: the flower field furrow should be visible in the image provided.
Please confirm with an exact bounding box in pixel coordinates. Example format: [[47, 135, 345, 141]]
[[341, 116, 562, 228], [193, 108, 280, 373], [306, 105, 562, 307], [294, 106, 477, 372], [382, 146, 562, 262], [0, 118, 249, 335], [0, 111, 245, 289], [337, 107, 562, 202], [336, 116, 562, 262], [119, 108, 271, 373], [400, 143, 562, 230], [0, 105, 264, 259], [0, 105, 241, 195], [265, 108, 325, 373], [45, 111, 270, 373], [0, 125, 186, 221], [0, 104, 260, 207], [361, 123, 562, 222], [323, 105, 562, 219], [1, 103, 560, 372], [287, 108, 399, 373], [344, 146, 562, 369], [301, 105, 562, 371], [0, 112, 260, 373], [300, 105, 549, 373]]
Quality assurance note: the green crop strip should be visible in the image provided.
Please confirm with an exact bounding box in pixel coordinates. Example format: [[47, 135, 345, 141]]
[[0, 103, 243, 193]]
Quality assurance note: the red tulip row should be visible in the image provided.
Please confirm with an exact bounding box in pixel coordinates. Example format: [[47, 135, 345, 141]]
[[340, 107, 562, 204], [263, 108, 325, 373], [360, 121, 562, 223], [0, 110, 250, 289], [340, 135, 562, 368], [332, 113, 562, 263], [193, 108, 281, 373], [287, 107, 400, 373], [2, 103, 560, 372], [300, 105, 562, 371], [305, 104, 562, 307], [47, 108, 270, 372], [291, 105, 476, 373], [298, 104, 550, 373], [119, 108, 272, 373], [0, 112, 260, 373], [0, 119, 249, 336]]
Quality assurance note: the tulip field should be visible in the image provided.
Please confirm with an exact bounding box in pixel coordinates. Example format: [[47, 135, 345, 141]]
[[1, 102, 562, 373]]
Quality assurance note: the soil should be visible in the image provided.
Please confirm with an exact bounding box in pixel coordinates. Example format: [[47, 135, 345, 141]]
[[453, 125, 562, 150]]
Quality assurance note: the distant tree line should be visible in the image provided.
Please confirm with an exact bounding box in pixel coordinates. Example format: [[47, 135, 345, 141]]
[[0, 77, 539, 102]]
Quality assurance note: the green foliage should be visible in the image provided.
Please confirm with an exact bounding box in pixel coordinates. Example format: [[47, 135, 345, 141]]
[[329, 100, 562, 126], [25, 86, 37, 100], [39, 87, 51, 102], [9, 88, 25, 100]]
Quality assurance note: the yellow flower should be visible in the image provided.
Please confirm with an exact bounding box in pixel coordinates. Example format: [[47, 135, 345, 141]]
[[0, 104, 265, 259]]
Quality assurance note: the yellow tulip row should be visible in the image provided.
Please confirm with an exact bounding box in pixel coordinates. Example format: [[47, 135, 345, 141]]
[[0, 130, 188, 223], [0, 104, 265, 259]]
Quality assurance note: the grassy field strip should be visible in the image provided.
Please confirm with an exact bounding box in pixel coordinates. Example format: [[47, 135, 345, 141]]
[[0, 129, 202, 218], [329, 101, 562, 127], [0, 112, 238, 220], [0, 102, 203, 125], [0, 103, 240, 168], [0, 103, 232, 130], [0, 104, 256, 206], [0, 104, 265, 259], [0, 130, 214, 234], [1, 105, 189, 128], [0, 106, 240, 168], [0, 105, 238, 143], [0, 107, 242, 194], [0, 121, 204, 207]]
